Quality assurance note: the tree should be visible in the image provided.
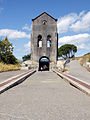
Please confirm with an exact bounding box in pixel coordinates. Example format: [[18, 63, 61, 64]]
[[58, 44, 77, 59], [22, 54, 31, 61], [0, 37, 18, 64]]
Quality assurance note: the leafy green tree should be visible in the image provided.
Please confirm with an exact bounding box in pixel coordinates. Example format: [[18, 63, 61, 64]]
[[58, 44, 77, 59], [0, 54, 2, 62], [0, 37, 18, 64], [22, 54, 31, 61]]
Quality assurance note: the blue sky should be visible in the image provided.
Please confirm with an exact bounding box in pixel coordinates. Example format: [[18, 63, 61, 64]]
[[0, 0, 90, 60]]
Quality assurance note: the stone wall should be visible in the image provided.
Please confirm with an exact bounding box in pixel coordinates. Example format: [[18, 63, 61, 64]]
[[31, 12, 58, 67]]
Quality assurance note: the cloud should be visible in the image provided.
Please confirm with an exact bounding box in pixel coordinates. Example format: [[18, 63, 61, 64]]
[[57, 11, 90, 33], [0, 29, 30, 40], [22, 24, 32, 31], [71, 11, 90, 32], [57, 13, 78, 33], [78, 43, 90, 51], [59, 33, 90, 44], [58, 33, 90, 50], [24, 41, 31, 52]]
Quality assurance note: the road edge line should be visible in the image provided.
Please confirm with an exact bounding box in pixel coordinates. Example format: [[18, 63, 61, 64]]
[[0, 70, 36, 94], [53, 69, 90, 96]]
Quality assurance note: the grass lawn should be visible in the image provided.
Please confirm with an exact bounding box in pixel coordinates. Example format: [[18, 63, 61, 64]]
[[0, 62, 21, 72], [79, 53, 90, 66]]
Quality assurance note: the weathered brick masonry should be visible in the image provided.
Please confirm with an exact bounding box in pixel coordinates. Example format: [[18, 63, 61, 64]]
[[31, 12, 58, 69]]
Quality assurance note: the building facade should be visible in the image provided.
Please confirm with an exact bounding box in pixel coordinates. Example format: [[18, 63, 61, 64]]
[[31, 12, 58, 70]]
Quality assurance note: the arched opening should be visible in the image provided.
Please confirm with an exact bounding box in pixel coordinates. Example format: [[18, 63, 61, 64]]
[[39, 56, 50, 71], [37, 35, 42, 47], [43, 20, 47, 30], [47, 35, 51, 47]]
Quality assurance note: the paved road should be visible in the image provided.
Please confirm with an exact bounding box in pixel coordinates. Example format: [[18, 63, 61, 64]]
[[68, 60, 90, 84], [0, 70, 28, 83], [0, 71, 90, 120]]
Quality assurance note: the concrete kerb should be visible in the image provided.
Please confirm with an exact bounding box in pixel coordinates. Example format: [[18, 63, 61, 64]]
[[0, 69, 36, 94], [53, 69, 90, 96]]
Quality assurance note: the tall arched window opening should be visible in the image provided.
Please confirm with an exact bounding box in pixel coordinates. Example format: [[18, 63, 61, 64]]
[[43, 20, 47, 30], [47, 35, 51, 47], [37, 35, 42, 47]]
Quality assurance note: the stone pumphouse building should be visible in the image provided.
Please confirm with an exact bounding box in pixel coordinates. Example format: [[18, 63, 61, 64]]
[[31, 12, 58, 70]]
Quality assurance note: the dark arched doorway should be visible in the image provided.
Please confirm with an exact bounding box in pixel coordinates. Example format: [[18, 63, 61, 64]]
[[39, 56, 50, 71]]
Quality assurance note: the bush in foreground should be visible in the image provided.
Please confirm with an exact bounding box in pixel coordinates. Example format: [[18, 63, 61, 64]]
[[0, 37, 18, 64]]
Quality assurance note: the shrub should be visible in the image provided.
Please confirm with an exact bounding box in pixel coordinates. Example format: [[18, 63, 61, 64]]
[[61, 68, 68, 72]]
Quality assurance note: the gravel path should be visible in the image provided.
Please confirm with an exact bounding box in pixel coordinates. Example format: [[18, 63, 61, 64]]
[[0, 71, 90, 120], [68, 60, 90, 84], [0, 70, 28, 83]]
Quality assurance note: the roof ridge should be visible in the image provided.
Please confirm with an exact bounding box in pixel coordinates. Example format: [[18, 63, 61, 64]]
[[32, 12, 57, 21]]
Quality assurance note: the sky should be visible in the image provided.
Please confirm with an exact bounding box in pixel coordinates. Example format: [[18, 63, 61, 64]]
[[0, 0, 90, 60]]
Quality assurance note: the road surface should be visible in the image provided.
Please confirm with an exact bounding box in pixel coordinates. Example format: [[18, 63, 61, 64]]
[[0, 70, 28, 83], [68, 60, 90, 84], [0, 71, 90, 120]]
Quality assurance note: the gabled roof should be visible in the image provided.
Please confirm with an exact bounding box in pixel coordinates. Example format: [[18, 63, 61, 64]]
[[32, 12, 57, 21]]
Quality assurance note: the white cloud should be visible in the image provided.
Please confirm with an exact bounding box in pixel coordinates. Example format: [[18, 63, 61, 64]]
[[78, 43, 90, 51], [0, 29, 30, 40], [79, 11, 85, 17], [24, 41, 31, 52], [57, 13, 78, 33], [22, 24, 32, 31], [78, 43, 86, 49], [71, 11, 90, 32], [59, 33, 90, 44], [57, 11, 90, 33], [58, 33, 90, 50]]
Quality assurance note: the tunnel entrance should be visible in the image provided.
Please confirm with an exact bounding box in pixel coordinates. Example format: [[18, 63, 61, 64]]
[[39, 56, 50, 71]]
